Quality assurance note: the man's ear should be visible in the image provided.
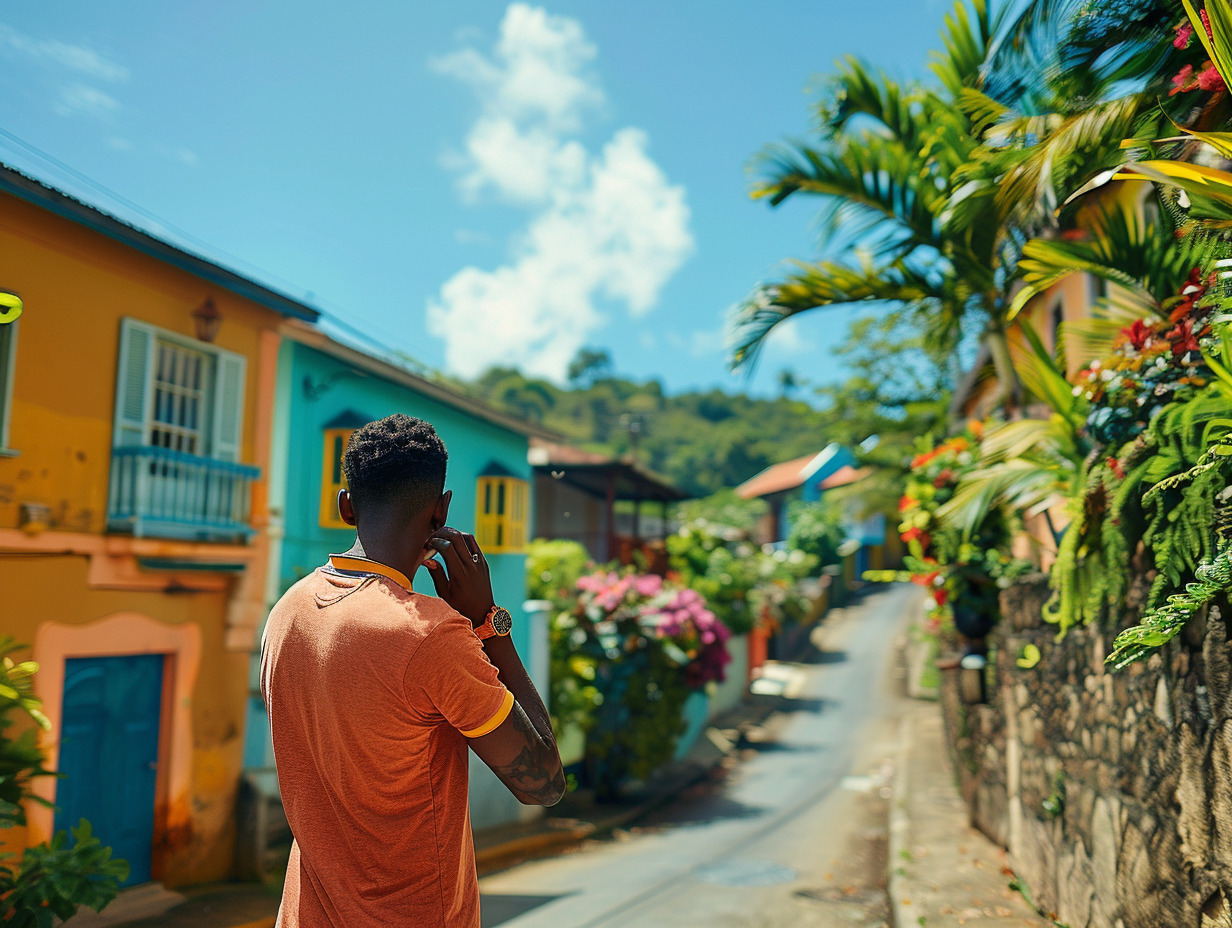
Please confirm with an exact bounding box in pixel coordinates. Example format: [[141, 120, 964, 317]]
[[431, 490, 452, 530], [337, 488, 357, 527]]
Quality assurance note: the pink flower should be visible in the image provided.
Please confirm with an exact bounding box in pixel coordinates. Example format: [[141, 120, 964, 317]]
[[1175, 21, 1194, 48], [633, 574, 663, 597], [1172, 64, 1197, 95], [1198, 64, 1226, 92]]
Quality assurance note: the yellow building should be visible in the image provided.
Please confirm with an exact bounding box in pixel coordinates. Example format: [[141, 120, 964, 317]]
[[0, 164, 317, 887]]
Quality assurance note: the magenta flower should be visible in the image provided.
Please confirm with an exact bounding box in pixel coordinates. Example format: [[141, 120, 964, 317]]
[[1175, 21, 1194, 48], [1198, 64, 1226, 92]]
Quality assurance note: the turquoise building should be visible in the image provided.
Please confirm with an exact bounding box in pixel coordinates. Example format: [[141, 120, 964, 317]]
[[242, 320, 549, 851]]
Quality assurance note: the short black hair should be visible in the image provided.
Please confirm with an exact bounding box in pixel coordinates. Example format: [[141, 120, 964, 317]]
[[343, 414, 447, 518]]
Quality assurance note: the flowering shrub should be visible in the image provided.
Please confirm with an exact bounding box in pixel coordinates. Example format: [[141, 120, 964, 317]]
[[1170, 10, 1227, 96], [1072, 269, 1214, 448], [666, 519, 819, 635], [573, 569, 732, 688], [875, 427, 1028, 641], [551, 568, 732, 798]]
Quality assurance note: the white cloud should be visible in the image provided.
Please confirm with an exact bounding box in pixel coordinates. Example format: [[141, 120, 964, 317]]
[[428, 3, 692, 381], [765, 319, 813, 356], [432, 4, 602, 133], [667, 325, 724, 358], [0, 24, 129, 82], [53, 83, 120, 119], [0, 22, 129, 124]]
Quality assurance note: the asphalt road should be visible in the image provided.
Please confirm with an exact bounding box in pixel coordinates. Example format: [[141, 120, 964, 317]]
[[478, 583, 918, 928]]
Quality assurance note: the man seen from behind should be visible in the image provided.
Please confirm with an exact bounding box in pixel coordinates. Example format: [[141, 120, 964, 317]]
[[261, 414, 565, 927]]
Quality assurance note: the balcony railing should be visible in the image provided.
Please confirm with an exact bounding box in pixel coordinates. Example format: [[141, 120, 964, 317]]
[[108, 445, 260, 542]]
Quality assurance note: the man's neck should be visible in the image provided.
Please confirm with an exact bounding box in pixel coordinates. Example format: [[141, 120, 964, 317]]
[[341, 534, 422, 586]]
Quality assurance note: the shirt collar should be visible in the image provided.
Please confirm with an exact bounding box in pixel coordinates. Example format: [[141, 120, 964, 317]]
[[326, 553, 413, 591]]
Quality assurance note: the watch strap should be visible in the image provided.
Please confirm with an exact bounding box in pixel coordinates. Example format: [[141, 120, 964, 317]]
[[475, 605, 512, 640]]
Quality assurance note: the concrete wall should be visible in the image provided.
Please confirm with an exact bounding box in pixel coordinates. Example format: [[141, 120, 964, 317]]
[[941, 574, 1232, 927]]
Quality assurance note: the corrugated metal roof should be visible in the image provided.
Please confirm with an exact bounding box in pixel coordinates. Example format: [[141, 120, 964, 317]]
[[0, 161, 319, 322]]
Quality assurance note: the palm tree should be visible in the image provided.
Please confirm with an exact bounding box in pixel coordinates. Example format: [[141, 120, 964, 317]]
[[730, 0, 1026, 408]]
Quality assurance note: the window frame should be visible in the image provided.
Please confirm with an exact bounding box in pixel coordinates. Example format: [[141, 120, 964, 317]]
[[113, 316, 247, 463], [475, 475, 528, 554], [318, 427, 356, 530]]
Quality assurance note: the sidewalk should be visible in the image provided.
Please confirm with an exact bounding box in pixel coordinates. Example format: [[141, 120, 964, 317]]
[[889, 701, 1052, 927]]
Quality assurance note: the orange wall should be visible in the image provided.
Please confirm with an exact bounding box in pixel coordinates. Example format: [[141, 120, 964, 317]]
[[1, 557, 247, 885], [0, 189, 290, 885], [0, 190, 274, 532]]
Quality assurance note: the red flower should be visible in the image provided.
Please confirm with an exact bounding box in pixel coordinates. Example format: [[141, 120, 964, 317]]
[[1175, 21, 1195, 48], [1172, 64, 1197, 95], [1107, 457, 1125, 479], [1170, 299, 1196, 324], [899, 494, 915, 511], [933, 588, 949, 607], [933, 468, 955, 488], [1122, 319, 1152, 350], [1168, 318, 1201, 357], [1198, 64, 1226, 92], [1202, 8, 1214, 41]]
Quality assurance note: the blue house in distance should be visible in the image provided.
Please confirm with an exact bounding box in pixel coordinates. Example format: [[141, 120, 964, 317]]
[[736, 444, 861, 542], [241, 319, 552, 864]]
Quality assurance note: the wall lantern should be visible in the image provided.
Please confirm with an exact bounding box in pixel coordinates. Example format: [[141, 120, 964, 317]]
[[0, 290, 22, 324], [192, 297, 221, 343]]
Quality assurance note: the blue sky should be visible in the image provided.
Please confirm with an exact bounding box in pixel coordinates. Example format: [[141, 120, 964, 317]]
[[0, 1, 951, 395]]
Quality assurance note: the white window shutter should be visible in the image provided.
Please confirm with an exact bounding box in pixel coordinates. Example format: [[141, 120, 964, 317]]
[[113, 317, 155, 448], [211, 348, 246, 462]]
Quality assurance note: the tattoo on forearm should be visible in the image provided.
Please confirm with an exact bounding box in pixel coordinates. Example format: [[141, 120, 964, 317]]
[[498, 710, 565, 805]]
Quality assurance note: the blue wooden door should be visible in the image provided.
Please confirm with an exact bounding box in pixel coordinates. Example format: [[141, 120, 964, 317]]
[[55, 655, 164, 886]]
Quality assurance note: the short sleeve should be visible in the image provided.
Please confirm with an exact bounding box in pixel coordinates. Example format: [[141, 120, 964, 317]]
[[405, 614, 513, 738]]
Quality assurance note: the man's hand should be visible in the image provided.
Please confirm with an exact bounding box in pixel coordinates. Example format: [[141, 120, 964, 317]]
[[423, 527, 495, 625]]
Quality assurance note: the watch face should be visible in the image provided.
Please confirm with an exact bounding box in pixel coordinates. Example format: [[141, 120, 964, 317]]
[[492, 607, 513, 635]]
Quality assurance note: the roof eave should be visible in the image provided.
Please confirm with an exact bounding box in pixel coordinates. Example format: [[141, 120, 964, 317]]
[[281, 319, 561, 442], [0, 163, 319, 322]]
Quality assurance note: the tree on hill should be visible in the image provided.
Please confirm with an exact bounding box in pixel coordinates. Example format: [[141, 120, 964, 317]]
[[467, 366, 839, 497]]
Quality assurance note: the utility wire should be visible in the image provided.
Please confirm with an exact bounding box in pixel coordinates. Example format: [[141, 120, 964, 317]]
[[0, 127, 447, 380]]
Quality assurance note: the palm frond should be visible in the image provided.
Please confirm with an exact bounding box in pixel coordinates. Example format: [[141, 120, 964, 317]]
[[994, 95, 1150, 225], [930, 0, 994, 96], [1008, 196, 1214, 318], [819, 57, 922, 144], [1058, 288, 1158, 367], [729, 259, 949, 372], [1010, 318, 1085, 426]]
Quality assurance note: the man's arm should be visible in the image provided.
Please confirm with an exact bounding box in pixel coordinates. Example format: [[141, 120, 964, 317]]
[[468, 640, 565, 805], [424, 528, 565, 806]]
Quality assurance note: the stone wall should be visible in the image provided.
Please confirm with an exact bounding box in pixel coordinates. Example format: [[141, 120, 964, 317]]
[[940, 574, 1232, 927]]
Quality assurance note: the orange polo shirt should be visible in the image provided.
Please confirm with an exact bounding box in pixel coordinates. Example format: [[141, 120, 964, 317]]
[[260, 556, 513, 928]]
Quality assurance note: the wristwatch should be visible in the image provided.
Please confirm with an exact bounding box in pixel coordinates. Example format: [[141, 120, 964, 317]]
[[474, 605, 513, 640]]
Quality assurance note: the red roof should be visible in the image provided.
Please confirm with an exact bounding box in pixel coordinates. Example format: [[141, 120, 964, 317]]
[[736, 455, 870, 500], [735, 454, 818, 499], [820, 465, 870, 490]]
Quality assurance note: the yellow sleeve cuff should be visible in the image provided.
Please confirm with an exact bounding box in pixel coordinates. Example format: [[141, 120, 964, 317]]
[[461, 689, 514, 738]]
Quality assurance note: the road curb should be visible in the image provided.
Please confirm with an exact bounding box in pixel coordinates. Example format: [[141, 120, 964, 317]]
[[887, 713, 915, 928]]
